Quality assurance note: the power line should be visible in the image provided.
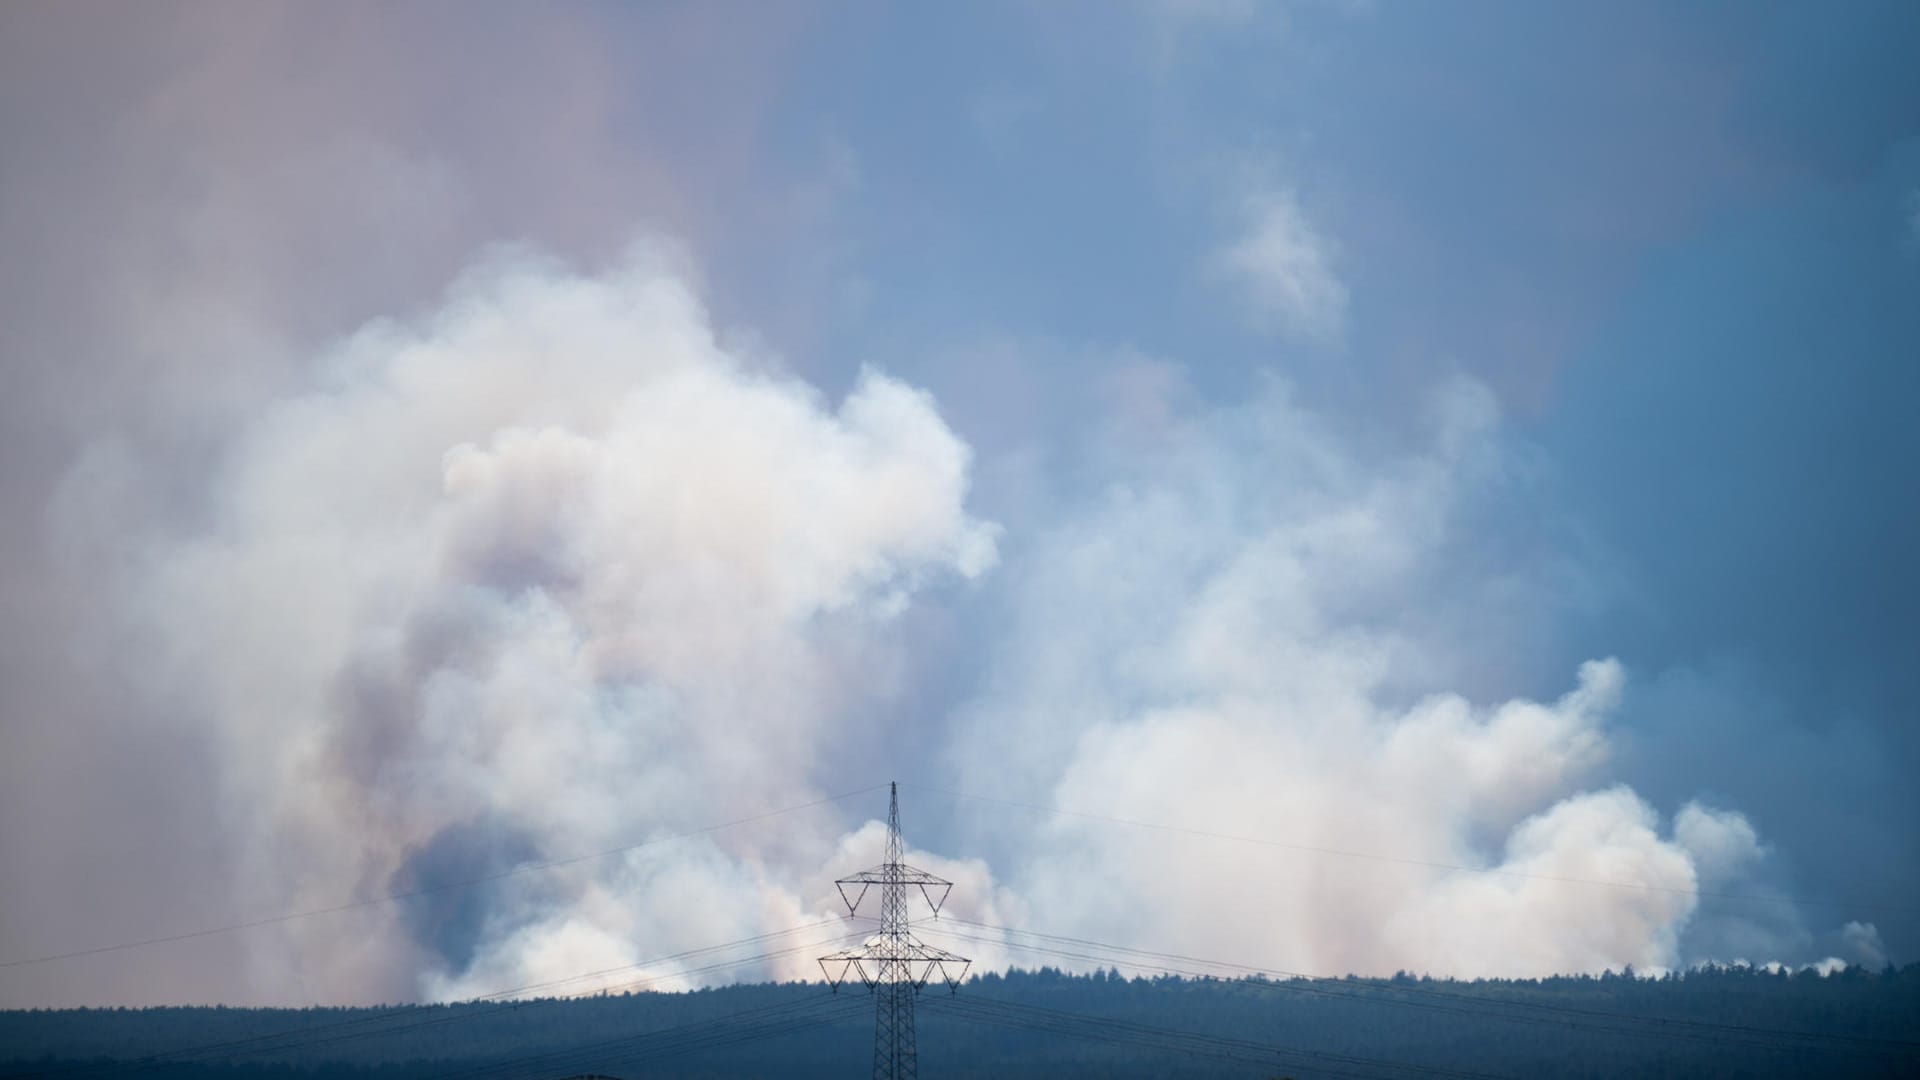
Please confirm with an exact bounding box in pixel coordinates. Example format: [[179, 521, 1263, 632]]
[[15, 777, 1913, 1078], [213, 931, 866, 1073], [436, 994, 867, 1080], [910, 918, 1919, 1063], [431, 997, 830, 1080], [903, 781, 1919, 915], [20, 925, 870, 1077], [564, 998, 869, 1078], [922, 923, 1905, 1062], [927, 994, 1478, 1080], [932, 915, 1920, 1052], [1, 784, 886, 970], [922, 993, 1511, 1080]]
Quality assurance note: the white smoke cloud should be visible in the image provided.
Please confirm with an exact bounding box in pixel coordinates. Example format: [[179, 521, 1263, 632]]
[[125, 243, 997, 1002], [945, 372, 1778, 978], [1673, 802, 1765, 888], [1385, 786, 1697, 977], [1842, 920, 1888, 969], [1213, 188, 1349, 343]]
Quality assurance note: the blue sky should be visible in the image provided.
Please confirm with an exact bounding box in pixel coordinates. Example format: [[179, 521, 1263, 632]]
[[0, 1, 1915, 1005]]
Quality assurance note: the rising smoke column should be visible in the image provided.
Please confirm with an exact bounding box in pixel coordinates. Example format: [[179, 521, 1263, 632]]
[[131, 243, 998, 1001]]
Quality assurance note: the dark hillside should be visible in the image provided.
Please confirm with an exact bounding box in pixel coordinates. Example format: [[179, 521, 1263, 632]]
[[4, 964, 1916, 1079]]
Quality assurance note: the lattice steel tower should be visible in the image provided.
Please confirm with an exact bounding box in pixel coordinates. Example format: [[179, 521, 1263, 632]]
[[820, 782, 969, 1080]]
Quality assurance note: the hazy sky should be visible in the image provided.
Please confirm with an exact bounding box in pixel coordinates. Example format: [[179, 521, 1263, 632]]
[[1, 1, 1915, 1007]]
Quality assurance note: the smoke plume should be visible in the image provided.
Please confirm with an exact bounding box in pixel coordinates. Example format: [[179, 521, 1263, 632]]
[[124, 244, 996, 1000], [946, 375, 1791, 978]]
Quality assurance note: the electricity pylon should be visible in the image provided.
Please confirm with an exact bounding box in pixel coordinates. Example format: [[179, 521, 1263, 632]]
[[820, 782, 969, 1080]]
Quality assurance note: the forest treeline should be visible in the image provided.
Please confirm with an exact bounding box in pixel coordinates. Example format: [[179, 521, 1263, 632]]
[[3, 963, 1916, 1078]]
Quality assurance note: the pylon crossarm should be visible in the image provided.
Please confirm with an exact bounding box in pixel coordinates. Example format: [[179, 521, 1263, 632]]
[[835, 880, 872, 915], [939, 959, 970, 991], [916, 881, 952, 917], [894, 936, 967, 963], [818, 957, 858, 990], [837, 864, 952, 887], [839, 863, 953, 919]]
